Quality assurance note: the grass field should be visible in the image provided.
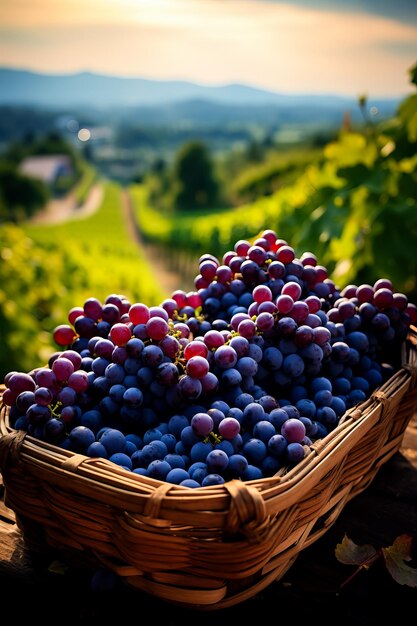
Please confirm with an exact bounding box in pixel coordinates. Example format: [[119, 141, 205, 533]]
[[25, 180, 166, 307]]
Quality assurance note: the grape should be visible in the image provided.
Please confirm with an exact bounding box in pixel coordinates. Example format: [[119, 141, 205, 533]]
[[178, 375, 202, 400], [276, 245, 295, 264], [286, 443, 306, 464], [237, 318, 257, 339], [99, 429, 126, 455], [69, 426, 95, 452], [145, 316, 169, 341], [68, 370, 90, 392], [51, 357, 75, 383], [281, 418, 306, 443], [33, 386, 53, 406], [283, 354, 305, 378], [253, 420, 276, 443], [147, 460, 171, 479], [281, 281, 301, 300], [185, 354, 210, 378], [15, 390, 35, 413], [236, 356, 258, 377], [87, 442, 108, 458], [8, 372, 36, 395], [184, 341, 208, 360], [243, 402, 266, 427], [43, 418, 66, 442], [256, 312, 275, 332], [142, 345, 164, 368], [74, 315, 97, 339], [268, 434, 288, 457], [295, 325, 314, 347], [191, 412, 214, 437], [204, 330, 225, 350], [218, 417, 241, 439], [253, 285, 272, 304], [316, 406, 337, 427], [221, 368, 243, 388], [206, 449, 229, 472], [57, 386, 77, 406], [109, 453, 133, 470], [243, 438, 267, 465], [290, 301, 309, 324], [214, 345, 238, 369], [60, 350, 83, 370], [34, 368, 57, 389], [202, 474, 225, 486], [166, 468, 190, 484], [262, 346, 283, 370], [108, 323, 131, 347], [53, 324, 76, 346], [200, 372, 219, 395], [331, 342, 351, 362]]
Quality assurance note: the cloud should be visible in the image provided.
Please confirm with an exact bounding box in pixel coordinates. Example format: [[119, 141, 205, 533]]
[[0, 0, 416, 96], [260, 0, 417, 25]]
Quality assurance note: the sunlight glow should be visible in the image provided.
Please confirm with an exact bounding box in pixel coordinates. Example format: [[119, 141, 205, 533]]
[[0, 0, 416, 96]]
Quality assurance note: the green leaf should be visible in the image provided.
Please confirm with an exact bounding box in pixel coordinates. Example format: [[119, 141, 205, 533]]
[[409, 61, 417, 87], [335, 534, 377, 566], [382, 535, 417, 588]]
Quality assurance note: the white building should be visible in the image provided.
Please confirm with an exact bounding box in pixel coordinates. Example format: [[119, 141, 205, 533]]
[[19, 155, 73, 185]]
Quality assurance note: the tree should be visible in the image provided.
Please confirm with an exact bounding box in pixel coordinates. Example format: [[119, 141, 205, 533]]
[[172, 141, 219, 210], [0, 164, 50, 222]]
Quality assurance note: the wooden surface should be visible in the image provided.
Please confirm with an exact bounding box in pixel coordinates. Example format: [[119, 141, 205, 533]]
[[1, 415, 416, 625]]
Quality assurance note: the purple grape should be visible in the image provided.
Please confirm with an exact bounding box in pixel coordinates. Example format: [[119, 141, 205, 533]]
[[206, 449, 229, 472], [191, 412, 214, 437], [218, 417, 241, 439], [281, 418, 306, 443], [286, 442, 306, 464]]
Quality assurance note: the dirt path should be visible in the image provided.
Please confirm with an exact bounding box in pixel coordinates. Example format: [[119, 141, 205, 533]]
[[30, 183, 104, 225], [120, 188, 186, 297], [30, 181, 190, 297]]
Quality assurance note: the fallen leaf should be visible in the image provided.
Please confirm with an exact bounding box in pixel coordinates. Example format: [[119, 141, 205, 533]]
[[382, 534, 417, 588], [335, 534, 377, 566]]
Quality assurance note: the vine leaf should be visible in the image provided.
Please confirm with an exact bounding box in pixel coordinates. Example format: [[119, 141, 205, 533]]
[[335, 534, 377, 566], [335, 534, 417, 589], [382, 535, 417, 588]]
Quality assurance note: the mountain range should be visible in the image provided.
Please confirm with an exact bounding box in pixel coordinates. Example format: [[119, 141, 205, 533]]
[[0, 68, 402, 116]]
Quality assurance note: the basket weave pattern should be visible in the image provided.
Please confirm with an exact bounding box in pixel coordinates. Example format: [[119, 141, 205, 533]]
[[1, 329, 417, 609]]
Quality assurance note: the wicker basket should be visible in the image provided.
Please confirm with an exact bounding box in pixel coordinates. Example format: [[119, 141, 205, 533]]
[[1, 327, 417, 610]]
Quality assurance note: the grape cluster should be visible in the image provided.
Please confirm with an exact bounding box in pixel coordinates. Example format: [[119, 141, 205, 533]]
[[3, 230, 416, 487]]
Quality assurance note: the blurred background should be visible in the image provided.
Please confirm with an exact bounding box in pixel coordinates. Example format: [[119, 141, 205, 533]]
[[0, 0, 416, 379]]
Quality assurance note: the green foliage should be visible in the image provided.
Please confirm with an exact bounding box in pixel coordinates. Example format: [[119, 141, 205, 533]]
[[0, 224, 86, 377], [229, 147, 322, 204], [0, 181, 165, 380], [0, 132, 92, 221], [0, 164, 50, 222], [25, 181, 166, 307], [132, 64, 417, 303], [172, 141, 220, 210]]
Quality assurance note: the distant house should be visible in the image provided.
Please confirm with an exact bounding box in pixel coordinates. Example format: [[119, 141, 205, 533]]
[[19, 155, 73, 186]]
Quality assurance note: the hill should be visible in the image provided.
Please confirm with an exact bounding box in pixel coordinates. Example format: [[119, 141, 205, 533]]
[[0, 68, 401, 119]]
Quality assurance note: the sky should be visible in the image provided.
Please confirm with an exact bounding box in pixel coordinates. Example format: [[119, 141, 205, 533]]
[[0, 0, 416, 97]]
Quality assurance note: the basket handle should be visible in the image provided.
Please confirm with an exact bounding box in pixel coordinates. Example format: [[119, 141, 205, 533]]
[[224, 479, 268, 540], [0, 428, 27, 472]]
